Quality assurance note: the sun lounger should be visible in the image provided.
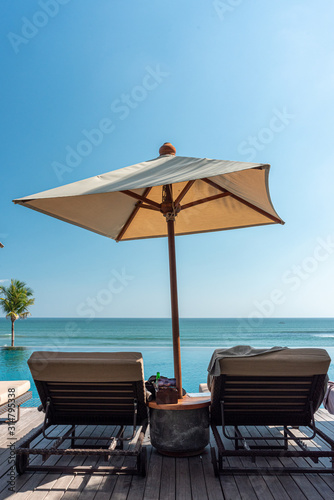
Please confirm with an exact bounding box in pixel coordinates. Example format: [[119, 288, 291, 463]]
[[324, 381, 334, 414], [0, 381, 32, 424], [209, 347, 334, 475], [15, 351, 149, 476]]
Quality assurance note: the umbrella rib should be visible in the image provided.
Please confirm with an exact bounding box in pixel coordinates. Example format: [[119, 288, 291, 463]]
[[174, 180, 196, 205], [121, 190, 161, 210], [202, 178, 283, 224], [181, 192, 230, 210], [116, 187, 153, 241], [202, 178, 230, 193], [139, 204, 160, 211]]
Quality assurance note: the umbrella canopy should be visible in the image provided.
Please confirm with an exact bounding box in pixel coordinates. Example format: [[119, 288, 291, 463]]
[[14, 143, 284, 397]]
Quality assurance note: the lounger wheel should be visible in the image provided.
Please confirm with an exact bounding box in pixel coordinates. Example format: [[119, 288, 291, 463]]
[[16, 453, 29, 475], [138, 447, 147, 477], [211, 446, 219, 477]]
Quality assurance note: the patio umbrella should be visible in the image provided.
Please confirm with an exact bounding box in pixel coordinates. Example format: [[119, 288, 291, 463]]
[[13, 143, 284, 398]]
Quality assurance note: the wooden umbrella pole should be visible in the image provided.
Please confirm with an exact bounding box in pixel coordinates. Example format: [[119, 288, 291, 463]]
[[167, 217, 183, 399]]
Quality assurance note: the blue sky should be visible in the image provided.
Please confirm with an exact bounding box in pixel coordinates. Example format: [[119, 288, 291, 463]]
[[1, 0, 334, 318]]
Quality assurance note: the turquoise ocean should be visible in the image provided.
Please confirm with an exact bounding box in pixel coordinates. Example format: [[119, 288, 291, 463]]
[[1, 318, 334, 400]]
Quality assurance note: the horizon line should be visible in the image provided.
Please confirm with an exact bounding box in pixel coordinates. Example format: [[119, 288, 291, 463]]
[[1, 316, 334, 320]]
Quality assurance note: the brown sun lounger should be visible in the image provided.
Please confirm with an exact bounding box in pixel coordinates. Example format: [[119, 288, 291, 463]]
[[15, 351, 149, 476], [209, 347, 334, 475], [0, 380, 32, 424]]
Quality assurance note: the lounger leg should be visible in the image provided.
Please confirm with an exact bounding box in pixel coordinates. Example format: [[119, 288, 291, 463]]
[[218, 453, 223, 471], [234, 427, 238, 450], [137, 447, 147, 477], [211, 446, 219, 476], [211, 422, 224, 473], [284, 427, 288, 450], [71, 426, 75, 448], [116, 426, 125, 450]]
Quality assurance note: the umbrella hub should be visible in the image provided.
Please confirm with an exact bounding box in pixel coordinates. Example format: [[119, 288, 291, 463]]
[[161, 184, 181, 221], [161, 202, 180, 222]]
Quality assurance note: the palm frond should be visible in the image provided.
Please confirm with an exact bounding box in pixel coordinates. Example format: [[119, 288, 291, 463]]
[[0, 279, 35, 318]]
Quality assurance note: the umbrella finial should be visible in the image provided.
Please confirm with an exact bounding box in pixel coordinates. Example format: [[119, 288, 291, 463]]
[[159, 142, 176, 156]]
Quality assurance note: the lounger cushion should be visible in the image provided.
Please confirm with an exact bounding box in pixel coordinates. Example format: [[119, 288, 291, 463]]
[[28, 351, 145, 383], [0, 381, 31, 405], [214, 348, 330, 376]]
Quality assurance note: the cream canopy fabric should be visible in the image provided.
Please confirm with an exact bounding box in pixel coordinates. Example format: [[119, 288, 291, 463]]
[[13, 154, 284, 240]]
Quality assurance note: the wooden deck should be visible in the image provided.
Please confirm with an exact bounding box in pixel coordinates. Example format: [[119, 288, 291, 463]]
[[1, 408, 334, 500]]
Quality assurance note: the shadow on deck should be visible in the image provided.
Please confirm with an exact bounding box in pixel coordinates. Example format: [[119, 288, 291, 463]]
[[1, 408, 334, 500]]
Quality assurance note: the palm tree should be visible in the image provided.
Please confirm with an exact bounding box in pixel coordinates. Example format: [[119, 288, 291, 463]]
[[0, 279, 35, 347]]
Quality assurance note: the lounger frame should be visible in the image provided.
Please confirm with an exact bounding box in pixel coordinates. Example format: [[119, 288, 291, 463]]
[[210, 374, 334, 475], [0, 391, 32, 425], [16, 380, 148, 476]]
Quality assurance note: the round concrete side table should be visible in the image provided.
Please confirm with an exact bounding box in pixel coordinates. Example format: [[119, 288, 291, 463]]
[[148, 395, 210, 457]]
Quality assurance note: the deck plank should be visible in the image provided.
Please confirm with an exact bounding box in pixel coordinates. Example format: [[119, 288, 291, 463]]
[[140, 449, 162, 500], [188, 455, 208, 500], [126, 444, 152, 500], [107, 425, 147, 500], [23, 474, 60, 500], [1, 409, 334, 500], [0, 407, 39, 450], [175, 457, 191, 500], [87, 426, 131, 500], [290, 475, 328, 500], [59, 475, 91, 500], [25, 474, 59, 500], [261, 475, 292, 500], [106, 474, 132, 500], [248, 476, 275, 500], [93, 466, 123, 500], [317, 472, 334, 492], [258, 423, 326, 499], [39, 475, 77, 500], [159, 456, 176, 500], [201, 450, 228, 500], [0, 409, 43, 476], [209, 430, 241, 500], [0, 423, 74, 499], [218, 475, 241, 500], [41, 425, 103, 500], [302, 474, 334, 499], [232, 476, 258, 500], [276, 476, 308, 500]]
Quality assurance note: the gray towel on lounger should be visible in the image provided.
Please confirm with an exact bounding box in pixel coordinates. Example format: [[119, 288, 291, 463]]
[[207, 345, 287, 377], [323, 381, 334, 414]]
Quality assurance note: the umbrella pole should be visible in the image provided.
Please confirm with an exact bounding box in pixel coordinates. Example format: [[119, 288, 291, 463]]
[[167, 217, 183, 399]]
